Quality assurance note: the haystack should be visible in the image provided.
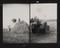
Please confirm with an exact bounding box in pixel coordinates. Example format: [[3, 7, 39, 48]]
[[11, 21, 29, 34], [3, 21, 29, 43]]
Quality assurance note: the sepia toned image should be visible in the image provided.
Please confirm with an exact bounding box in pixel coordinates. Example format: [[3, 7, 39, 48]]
[[30, 3, 57, 43], [3, 4, 29, 43], [3, 3, 57, 44]]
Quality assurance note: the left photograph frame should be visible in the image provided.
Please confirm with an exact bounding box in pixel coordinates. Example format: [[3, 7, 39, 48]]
[[3, 4, 30, 43]]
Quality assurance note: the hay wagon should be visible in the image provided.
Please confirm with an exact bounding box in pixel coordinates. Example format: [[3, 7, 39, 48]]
[[30, 18, 50, 34]]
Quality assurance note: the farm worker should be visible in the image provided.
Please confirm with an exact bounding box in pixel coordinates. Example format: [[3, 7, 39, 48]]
[[8, 25, 11, 31]]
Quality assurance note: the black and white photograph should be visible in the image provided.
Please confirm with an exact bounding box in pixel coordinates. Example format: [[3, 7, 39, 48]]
[[3, 4, 29, 43], [30, 3, 57, 43], [3, 3, 57, 44]]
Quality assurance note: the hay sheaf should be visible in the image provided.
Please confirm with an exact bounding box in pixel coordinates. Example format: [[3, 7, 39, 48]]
[[3, 21, 29, 43]]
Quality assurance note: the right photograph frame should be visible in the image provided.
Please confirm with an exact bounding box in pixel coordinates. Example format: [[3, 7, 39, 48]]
[[30, 3, 57, 43]]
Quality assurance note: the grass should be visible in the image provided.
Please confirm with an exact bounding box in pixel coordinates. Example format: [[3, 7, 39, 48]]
[[3, 32, 29, 43]]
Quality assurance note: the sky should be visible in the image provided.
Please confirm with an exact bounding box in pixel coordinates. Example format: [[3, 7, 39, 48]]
[[3, 4, 29, 28], [31, 3, 57, 20], [3, 3, 57, 28]]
